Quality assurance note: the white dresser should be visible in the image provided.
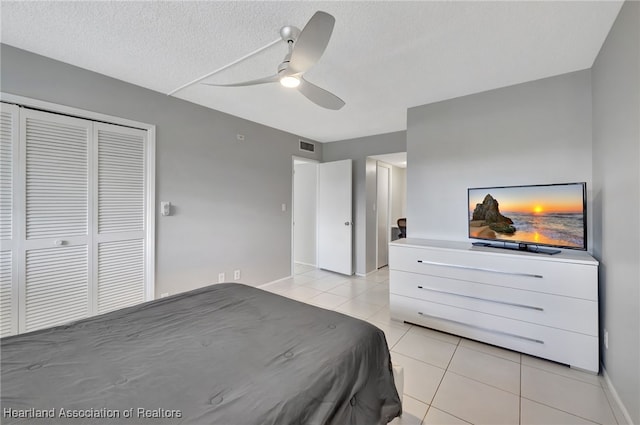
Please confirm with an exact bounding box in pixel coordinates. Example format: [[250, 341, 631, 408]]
[[389, 238, 599, 372]]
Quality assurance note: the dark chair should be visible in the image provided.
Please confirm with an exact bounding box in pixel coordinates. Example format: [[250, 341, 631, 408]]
[[397, 218, 407, 238]]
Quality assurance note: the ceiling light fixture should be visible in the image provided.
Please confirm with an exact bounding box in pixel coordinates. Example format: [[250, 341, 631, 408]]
[[280, 76, 301, 88]]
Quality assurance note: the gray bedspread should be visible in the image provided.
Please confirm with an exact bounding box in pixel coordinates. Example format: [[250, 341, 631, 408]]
[[1, 283, 401, 424]]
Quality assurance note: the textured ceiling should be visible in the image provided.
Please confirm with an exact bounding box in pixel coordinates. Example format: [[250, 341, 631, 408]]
[[1, 1, 623, 142]]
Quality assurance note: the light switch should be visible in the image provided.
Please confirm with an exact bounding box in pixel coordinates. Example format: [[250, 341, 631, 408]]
[[161, 201, 172, 216]]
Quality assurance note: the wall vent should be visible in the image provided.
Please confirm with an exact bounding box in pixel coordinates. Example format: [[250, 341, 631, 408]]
[[299, 140, 315, 153]]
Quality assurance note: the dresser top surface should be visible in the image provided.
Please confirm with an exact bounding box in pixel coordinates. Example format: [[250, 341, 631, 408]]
[[390, 238, 598, 266]]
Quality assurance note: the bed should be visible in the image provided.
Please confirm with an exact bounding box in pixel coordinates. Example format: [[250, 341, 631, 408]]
[[1, 283, 402, 424]]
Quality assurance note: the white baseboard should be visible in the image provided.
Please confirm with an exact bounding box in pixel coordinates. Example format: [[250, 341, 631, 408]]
[[257, 275, 293, 289], [356, 269, 378, 277], [601, 364, 634, 425], [294, 261, 316, 267]]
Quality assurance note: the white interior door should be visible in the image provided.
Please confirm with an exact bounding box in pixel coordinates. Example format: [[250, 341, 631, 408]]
[[377, 164, 390, 268], [317, 159, 352, 275]]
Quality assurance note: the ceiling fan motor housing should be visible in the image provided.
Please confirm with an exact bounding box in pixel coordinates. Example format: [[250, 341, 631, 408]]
[[280, 26, 301, 43]]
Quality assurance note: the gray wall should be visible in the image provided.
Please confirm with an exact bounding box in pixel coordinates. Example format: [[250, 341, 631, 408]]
[[406, 70, 593, 249], [1, 44, 321, 295], [592, 1, 640, 422], [322, 132, 406, 275]]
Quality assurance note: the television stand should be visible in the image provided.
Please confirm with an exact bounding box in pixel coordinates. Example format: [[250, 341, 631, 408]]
[[471, 241, 561, 255]]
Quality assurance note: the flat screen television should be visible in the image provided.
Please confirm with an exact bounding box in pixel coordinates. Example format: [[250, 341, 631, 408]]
[[468, 182, 587, 254]]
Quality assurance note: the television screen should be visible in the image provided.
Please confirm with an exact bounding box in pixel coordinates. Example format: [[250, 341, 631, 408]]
[[468, 182, 587, 251]]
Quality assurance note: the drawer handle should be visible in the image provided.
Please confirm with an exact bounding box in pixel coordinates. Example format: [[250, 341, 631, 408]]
[[417, 311, 544, 344], [417, 285, 544, 311], [417, 260, 543, 279]]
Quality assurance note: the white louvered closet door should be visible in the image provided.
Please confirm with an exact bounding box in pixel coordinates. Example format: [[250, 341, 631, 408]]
[[3, 104, 151, 336], [94, 123, 147, 314], [0, 103, 19, 337], [19, 109, 92, 332]]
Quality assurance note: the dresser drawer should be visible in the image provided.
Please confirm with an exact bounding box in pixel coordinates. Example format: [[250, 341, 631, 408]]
[[390, 294, 598, 372], [389, 245, 597, 300], [390, 270, 597, 336]]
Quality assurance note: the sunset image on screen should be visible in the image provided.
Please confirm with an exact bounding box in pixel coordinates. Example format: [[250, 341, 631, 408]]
[[468, 184, 585, 249]]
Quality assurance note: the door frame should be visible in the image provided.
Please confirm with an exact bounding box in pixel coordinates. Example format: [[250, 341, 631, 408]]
[[1, 93, 156, 301], [290, 156, 319, 276]]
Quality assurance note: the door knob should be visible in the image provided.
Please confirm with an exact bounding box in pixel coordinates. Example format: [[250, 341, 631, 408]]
[[344, 222, 351, 226]]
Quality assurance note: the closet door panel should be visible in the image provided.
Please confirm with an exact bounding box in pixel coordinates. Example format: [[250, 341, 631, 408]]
[[1, 103, 19, 337], [97, 127, 145, 234], [0, 251, 13, 336], [97, 239, 144, 314], [94, 123, 146, 314], [19, 109, 91, 333], [24, 114, 89, 240], [24, 245, 88, 332]]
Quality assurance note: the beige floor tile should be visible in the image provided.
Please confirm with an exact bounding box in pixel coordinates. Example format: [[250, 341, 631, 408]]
[[280, 285, 323, 301], [294, 263, 316, 274], [459, 337, 521, 363], [299, 278, 347, 291], [335, 299, 385, 319], [308, 292, 350, 309], [364, 305, 396, 322], [300, 268, 335, 279], [522, 354, 601, 386], [521, 398, 601, 425], [432, 372, 520, 425], [521, 365, 616, 425], [290, 273, 316, 284], [392, 331, 457, 369], [353, 288, 390, 306], [406, 325, 461, 345], [448, 346, 520, 394], [369, 320, 411, 349], [390, 352, 446, 404], [390, 395, 429, 425], [262, 279, 298, 293], [423, 407, 472, 425], [326, 281, 370, 298]]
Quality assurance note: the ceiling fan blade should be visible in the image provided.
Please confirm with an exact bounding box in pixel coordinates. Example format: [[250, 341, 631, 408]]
[[298, 78, 345, 110], [288, 11, 335, 74], [202, 74, 279, 87]]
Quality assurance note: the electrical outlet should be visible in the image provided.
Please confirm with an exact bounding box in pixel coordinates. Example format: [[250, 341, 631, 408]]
[[234, 270, 241, 280], [218, 272, 225, 283], [604, 329, 609, 349]]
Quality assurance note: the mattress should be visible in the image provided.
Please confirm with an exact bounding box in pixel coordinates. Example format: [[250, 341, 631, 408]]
[[1, 283, 402, 424]]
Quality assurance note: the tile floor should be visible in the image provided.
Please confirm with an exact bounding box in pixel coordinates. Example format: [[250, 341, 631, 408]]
[[260, 264, 626, 425]]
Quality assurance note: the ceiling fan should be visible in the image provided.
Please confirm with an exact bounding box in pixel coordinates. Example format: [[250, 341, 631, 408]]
[[169, 11, 345, 110]]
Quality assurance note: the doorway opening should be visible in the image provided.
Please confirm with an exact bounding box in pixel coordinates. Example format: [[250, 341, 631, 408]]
[[368, 153, 407, 271], [291, 157, 319, 276]]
